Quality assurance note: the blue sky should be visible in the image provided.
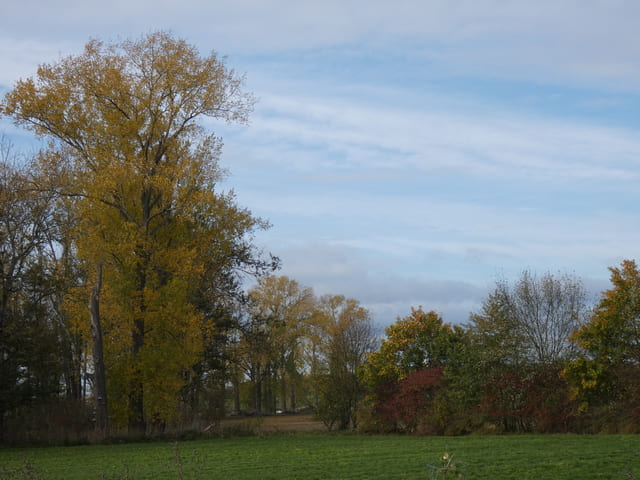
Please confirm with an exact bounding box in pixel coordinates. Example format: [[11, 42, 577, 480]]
[[2, 1, 640, 326]]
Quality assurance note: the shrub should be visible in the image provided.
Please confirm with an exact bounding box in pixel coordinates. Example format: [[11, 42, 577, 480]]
[[371, 367, 444, 433]]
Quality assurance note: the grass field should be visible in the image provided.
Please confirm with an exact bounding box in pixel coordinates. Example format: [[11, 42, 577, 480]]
[[1, 431, 640, 479]]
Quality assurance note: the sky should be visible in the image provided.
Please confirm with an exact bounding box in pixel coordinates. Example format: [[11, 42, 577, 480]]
[[2, 1, 640, 327]]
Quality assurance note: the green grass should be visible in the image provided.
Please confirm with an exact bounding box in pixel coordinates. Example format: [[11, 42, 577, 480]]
[[1, 433, 639, 479]]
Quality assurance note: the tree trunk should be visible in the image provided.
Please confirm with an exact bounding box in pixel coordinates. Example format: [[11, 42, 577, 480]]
[[0, 289, 8, 443], [289, 383, 296, 412], [128, 253, 147, 434], [90, 262, 108, 438], [129, 316, 146, 434], [280, 370, 288, 412], [232, 373, 241, 414]]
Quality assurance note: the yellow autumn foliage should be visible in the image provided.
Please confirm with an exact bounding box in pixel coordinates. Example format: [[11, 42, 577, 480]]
[[2, 31, 259, 428]]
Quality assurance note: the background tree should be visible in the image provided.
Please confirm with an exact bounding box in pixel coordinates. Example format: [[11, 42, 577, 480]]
[[236, 276, 314, 413], [300, 303, 330, 410], [316, 295, 377, 430], [2, 31, 264, 432], [0, 139, 77, 442], [253, 276, 314, 412]]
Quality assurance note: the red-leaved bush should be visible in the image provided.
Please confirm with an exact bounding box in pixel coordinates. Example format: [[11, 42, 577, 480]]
[[480, 364, 577, 433], [372, 367, 444, 433]]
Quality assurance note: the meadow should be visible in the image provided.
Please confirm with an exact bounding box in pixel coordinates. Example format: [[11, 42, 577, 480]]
[[1, 433, 640, 479]]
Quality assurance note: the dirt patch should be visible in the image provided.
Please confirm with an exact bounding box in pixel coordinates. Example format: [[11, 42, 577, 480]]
[[220, 414, 326, 433]]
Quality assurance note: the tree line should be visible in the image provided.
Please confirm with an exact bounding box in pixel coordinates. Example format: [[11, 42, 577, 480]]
[[362, 265, 640, 435], [0, 31, 377, 443], [1, 32, 638, 443]]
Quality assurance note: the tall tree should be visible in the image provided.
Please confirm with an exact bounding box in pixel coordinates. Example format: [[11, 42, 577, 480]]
[[2, 32, 262, 432]]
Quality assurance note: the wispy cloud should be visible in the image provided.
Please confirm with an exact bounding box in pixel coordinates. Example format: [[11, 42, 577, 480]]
[[217, 74, 640, 325], [3, 1, 640, 90], [3, 0, 640, 326], [224, 88, 640, 185]]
